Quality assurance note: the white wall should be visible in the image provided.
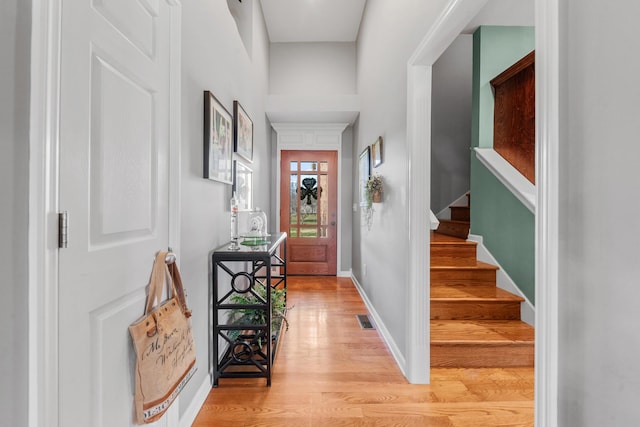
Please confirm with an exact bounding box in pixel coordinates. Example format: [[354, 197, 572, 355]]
[[269, 42, 356, 95], [340, 126, 354, 273], [354, 0, 449, 361], [558, 0, 640, 424], [0, 0, 30, 425], [178, 0, 271, 416], [431, 35, 472, 213]]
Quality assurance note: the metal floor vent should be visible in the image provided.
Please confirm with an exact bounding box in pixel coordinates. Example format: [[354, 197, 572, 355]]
[[356, 314, 375, 330]]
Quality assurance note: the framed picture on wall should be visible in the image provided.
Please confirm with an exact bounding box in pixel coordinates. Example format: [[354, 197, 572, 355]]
[[358, 146, 371, 207], [203, 91, 233, 184], [233, 101, 253, 162], [372, 136, 383, 167], [233, 160, 253, 211]]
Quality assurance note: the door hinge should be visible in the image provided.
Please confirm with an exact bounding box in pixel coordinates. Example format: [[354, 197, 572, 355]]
[[58, 211, 68, 249]]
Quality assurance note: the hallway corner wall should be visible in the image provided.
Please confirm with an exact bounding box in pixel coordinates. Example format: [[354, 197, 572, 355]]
[[353, 0, 450, 366], [340, 126, 354, 273], [558, 0, 640, 423]]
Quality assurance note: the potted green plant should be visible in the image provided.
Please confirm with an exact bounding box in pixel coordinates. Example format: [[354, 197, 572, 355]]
[[230, 284, 288, 348], [366, 174, 384, 204]]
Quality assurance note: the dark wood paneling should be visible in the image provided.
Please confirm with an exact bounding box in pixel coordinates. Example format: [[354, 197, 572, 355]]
[[491, 51, 535, 183], [290, 245, 327, 262]]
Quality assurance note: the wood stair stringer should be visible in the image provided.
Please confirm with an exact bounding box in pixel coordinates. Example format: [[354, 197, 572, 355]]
[[435, 219, 470, 239]]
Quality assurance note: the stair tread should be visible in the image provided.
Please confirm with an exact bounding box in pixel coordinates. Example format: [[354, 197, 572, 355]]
[[430, 239, 475, 247], [431, 284, 524, 302], [431, 320, 534, 344], [431, 261, 499, 271], [437, 218, 470, 224], [431, 230, 470, 245]]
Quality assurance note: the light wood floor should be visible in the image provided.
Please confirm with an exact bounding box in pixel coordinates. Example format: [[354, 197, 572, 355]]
[[193, 276, 534, 426]]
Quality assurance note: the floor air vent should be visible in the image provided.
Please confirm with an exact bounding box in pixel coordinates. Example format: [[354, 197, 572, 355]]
[[356, 314, 375, 330]]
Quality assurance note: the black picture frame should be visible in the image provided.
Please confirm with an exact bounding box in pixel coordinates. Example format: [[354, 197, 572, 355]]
[[233, 101, 253, 162], [203, 91, 233, 184]]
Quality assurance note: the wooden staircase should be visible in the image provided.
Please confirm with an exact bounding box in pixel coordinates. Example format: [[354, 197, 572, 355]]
[[430, 197, 534, 368]]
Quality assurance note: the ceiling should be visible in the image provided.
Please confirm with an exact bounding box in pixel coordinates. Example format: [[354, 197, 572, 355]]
[[259, 0, 533, 44], [260, 0, 367, 43]]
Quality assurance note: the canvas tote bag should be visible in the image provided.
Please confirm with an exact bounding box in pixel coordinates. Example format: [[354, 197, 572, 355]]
[[129, 252, 196, 424]]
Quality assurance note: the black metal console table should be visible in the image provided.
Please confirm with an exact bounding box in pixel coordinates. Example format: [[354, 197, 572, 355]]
[[210, 232, 287, 387]]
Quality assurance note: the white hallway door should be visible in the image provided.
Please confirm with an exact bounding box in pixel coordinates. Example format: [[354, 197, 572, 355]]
[[58, 1, 178, 425]]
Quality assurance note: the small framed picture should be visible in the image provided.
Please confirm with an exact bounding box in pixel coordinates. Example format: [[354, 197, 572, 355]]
[[203, 91, 233, 184], [233, 160, 253, 211], [358, 146, 371, 207], [372, 136, 383, 168], [233, 101, 253, 162]]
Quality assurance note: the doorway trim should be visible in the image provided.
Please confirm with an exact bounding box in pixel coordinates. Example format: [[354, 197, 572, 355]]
[[272, 123, 349, 276], [28, 1, 183, 426], [406, 0, 560, 424], [405, 0, 489, 385], [29, 2, 62, 425], [535, 0, 560, 425]]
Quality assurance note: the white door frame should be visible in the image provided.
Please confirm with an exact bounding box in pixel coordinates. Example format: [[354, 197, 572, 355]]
[[406, 0, 560, 424], [28, 1, 183, 426], [534, 0, 560, 425], [29, 2, 62, 424], [405, 0, 489, 385]]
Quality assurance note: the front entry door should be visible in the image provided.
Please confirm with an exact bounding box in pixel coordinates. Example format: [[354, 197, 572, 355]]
[[280, 150, 338, 275], [57, 1, 177, 426]]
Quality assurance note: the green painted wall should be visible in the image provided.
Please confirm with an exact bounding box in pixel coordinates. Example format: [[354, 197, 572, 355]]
[[471, 26, 536, 304]]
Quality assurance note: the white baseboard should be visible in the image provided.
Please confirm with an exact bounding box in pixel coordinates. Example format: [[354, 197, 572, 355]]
[[468, 234, 535, 326], [430, 210, 440, 230], [338, 270, 351, 278], [349, 274, 407, 377], [180, 376, 211, 427]]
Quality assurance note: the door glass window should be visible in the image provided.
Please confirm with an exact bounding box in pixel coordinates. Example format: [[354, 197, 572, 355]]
[[289, 174, 298, 224], [319, 174, 328, 226], [300, 175, 318, 227], [287, 160, 328, 239], [300, 161, 317, 172]]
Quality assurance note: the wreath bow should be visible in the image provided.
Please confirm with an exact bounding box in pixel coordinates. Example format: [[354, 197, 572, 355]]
[[300, 177, 318, 205]]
